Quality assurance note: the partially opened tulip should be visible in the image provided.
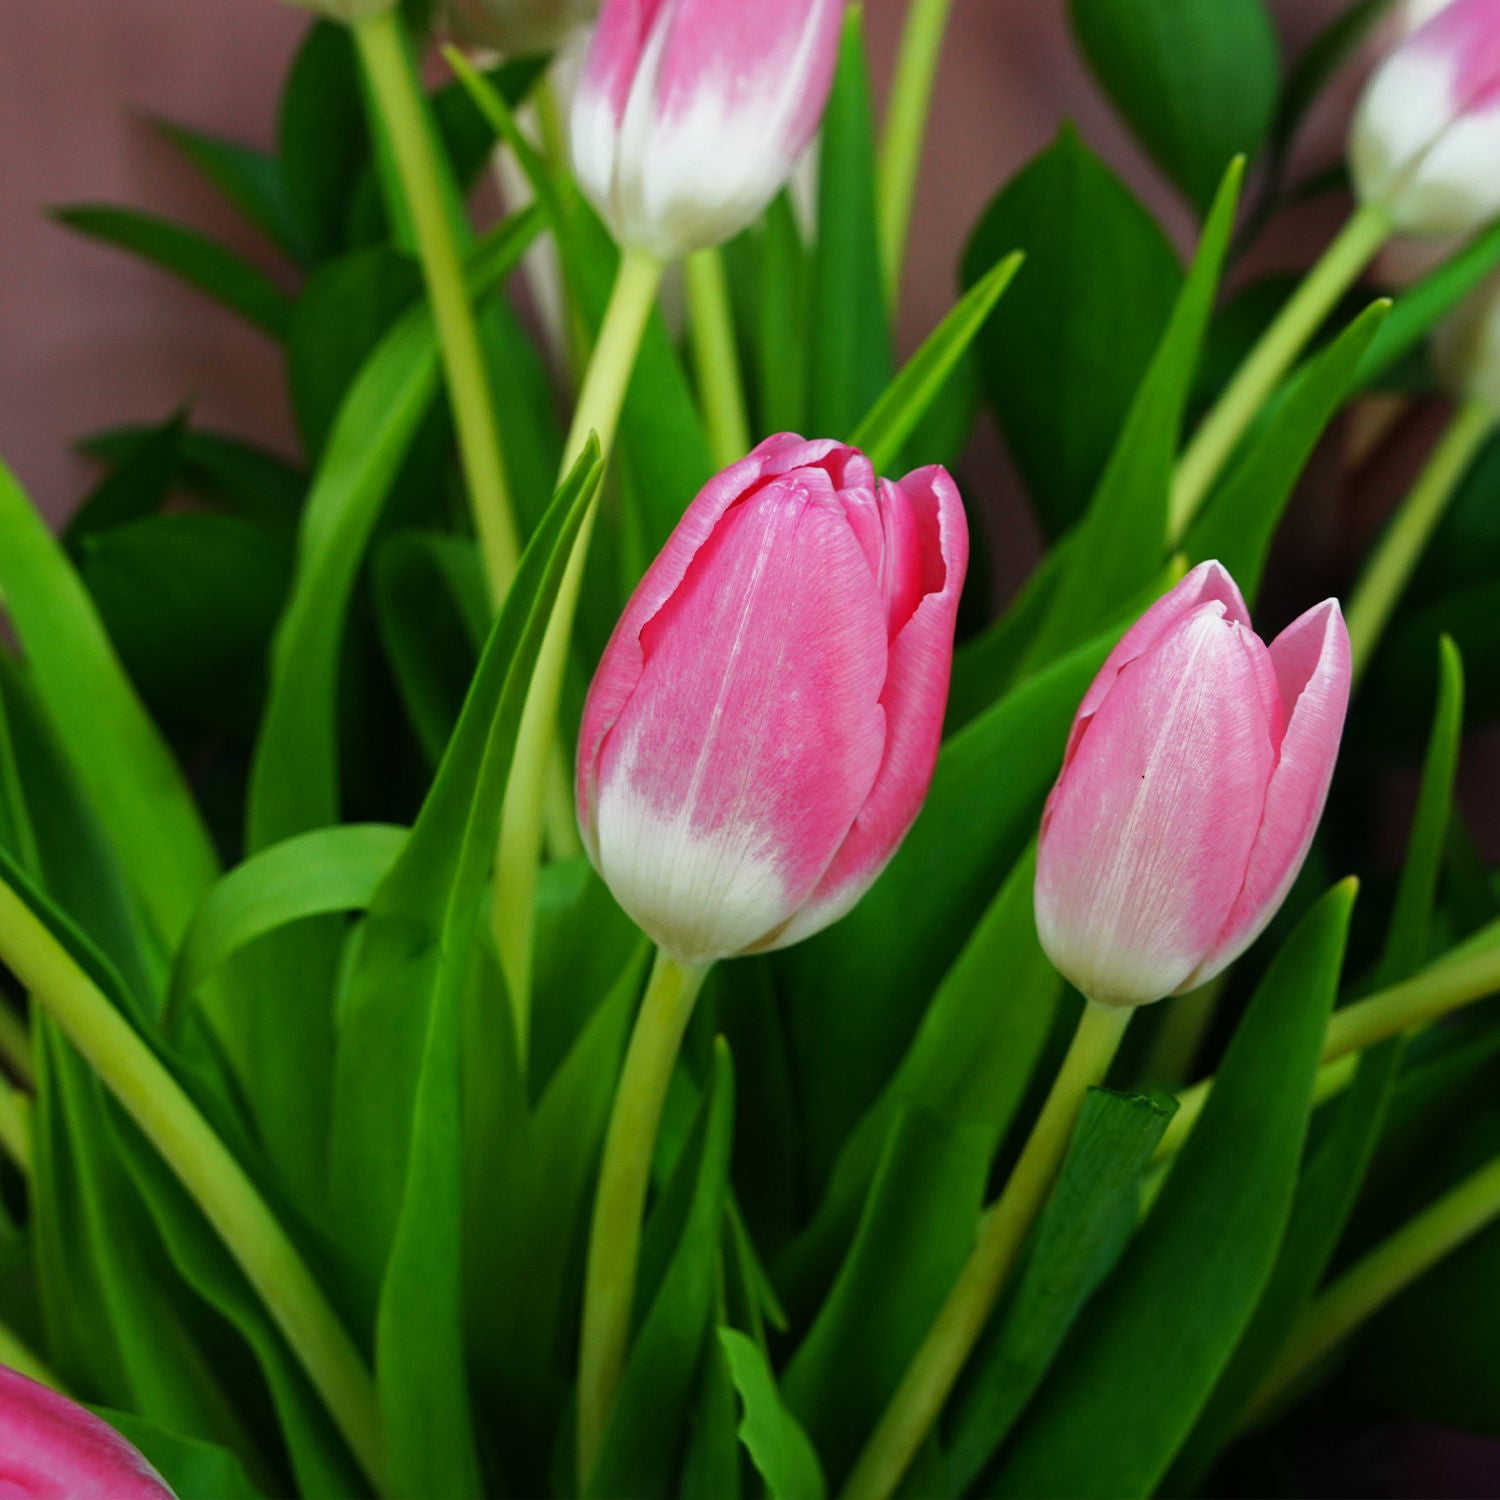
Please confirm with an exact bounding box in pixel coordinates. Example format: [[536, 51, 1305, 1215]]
[[1351, 0, 1500, 236], [0, 1366, 174, 1499], [571, 0, 845, 258], [1035, 562, 1351, 1008]]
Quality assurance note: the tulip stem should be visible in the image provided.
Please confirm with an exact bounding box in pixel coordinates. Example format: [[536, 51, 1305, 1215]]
[[686, 247, 753, 468], [1169, 199, 1392, 544], [0, 875, 389, 1495], [0, 1069, 30, 1175], [1245, 1144, 1500, 1424], [840, 1000, 1132, 1500], [354, 7, 520, 608], [878, 0, 955, 310], [1345, 398, 1496, 683], [493, 246, 666, 1048], [577, 950, 711, 1487]]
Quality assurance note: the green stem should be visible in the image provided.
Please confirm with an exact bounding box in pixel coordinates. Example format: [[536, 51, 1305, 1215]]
[[0, 877, 388, 1494], [1346, 398, 1497, 683], [685, 247, 753, 468], [355, 9, 520, 605], [840, 1000, 1133, 1500], [1169, 200, 1392, 544], [0, 1071, 30, 1175], [0, 1000, 33, 1087], [878, 0, 955, 310], [1139, 973, 1226, 1088], [577, 950, 711, 1486], [493, 246, 665, 1042], [1247, 1145, 1500, 1421]]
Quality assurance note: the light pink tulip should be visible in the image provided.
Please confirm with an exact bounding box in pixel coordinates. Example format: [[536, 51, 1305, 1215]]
[[1351, 0, 1500, 235], [1034, 562, 1351, 1008], [571, 0, 845, 258], [0, 1366, 174, 1499], [577, 435, 968, 964]]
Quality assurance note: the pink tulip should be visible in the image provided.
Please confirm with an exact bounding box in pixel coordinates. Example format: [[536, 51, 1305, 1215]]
[[571, 0, 845, 258], [0, 1366, 174, 1499], [577, 435, 968, 964], [1034, 562, 1351, 1008], [1351, 0, 1500, 235]]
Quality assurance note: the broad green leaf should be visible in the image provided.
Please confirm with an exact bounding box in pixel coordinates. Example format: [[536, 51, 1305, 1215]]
[[719, 1327, 828, 1500], [681, 1333, 742, 1500], [587, 1041, 736, 1500], [992, 881, 1355, 1498], [1069, 0, 1279, 214], [154, 118, 305, 266], [850, 253, 1024, 475], [745, 192, 810, 438], [52, 206, 292, 339], [65, 409, 185, 550], [962, 127, 1183, 539], [944, 1088, 1176, 1496], [0, 460, 218, 964], [1185, 300, 1389, 602], [1023, 156, 1242, 669], [97, 1410, 266, 1500], [808, 8, 892, 439]]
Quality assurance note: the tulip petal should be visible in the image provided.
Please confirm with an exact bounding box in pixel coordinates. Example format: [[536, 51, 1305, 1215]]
[[1186, 600, 1351, 989], [1035, 603, 1280, 1006], [589, 471, 888, 962], [0, 1367, 173, 1498], [764, 466, 968, 950]]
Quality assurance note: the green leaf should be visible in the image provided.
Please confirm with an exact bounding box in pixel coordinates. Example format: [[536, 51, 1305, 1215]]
[[0, 460, 218, 963], [98, 1410, 267, 1500], [1185, 299, 1389, 602], [945, 1088, 1177, 1496], [1023, 156, 1242, 669], [808, 7, 892, 439], [851, 253, 1024, 475], [65, 409, 186, 550], [154, 118, 305, 266], [587, 1041, 737, 1500], [52, 206, 292, 339], [744, 193, 810, 438], [962, 126, 1183, 539], [992, 880, 1356, 1498], [719, 1327, 828, 1500], [1068, 0, 1279, 214]]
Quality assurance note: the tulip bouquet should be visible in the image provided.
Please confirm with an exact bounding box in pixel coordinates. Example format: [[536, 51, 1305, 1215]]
[[7, 0, 1500, 1495]]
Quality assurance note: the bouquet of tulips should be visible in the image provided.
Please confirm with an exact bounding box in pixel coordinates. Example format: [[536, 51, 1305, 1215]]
[[7, 0, 1500, 1494]]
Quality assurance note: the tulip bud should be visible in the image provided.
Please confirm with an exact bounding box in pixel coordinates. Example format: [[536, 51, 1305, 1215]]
[[577, 435, 968, 964], [0, 1367, 174, 1498], [570, 0, 845, 258], [1035, 562, 1351, 1008], [1350, 0, 1500, 237], [1433, 271, 1500, 411], [446, 0, 596, 55]]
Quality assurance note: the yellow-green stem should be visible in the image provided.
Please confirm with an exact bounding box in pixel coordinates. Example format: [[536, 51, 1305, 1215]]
[[1169, 200, 1392, 544], [1247, 1146, 1500, 1422], [0, 1000, 32, 1087], [577, 950, 710, 1486], [0, 1071, 30, 1174], [840, 1000, 1133, 1500], [0, 877, 388, 1494], [685, 247, 753, 468], [1346, 398, 1497, 683], [493, 247, 666, 1049], [355, 9, 520, 605], [878, 0, 955, 310]]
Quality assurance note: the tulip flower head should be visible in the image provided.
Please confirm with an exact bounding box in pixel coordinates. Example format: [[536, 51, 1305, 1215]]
[[0, 1366, 174, 1499], [571, 0, 845, 259], [1351, 0, 1500, 236], [446, 0, 597, 56], [1035, 563, 1351, 1008], [1433, 271, 1500, 412], [577, 435, 968, 964]]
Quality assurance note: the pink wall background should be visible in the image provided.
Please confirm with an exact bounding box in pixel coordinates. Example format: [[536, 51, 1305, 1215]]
[[0, 0, 1354, 526]]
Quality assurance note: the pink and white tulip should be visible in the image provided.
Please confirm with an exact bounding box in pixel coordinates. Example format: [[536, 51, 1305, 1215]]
[[577, 435, 968, 964], [571, 0, 845, 259], [1034, 562, 1351, 1008], [1351, 0, 1500, 236], [446, 0, 597, 55], [0, 1366, 174, 1499]]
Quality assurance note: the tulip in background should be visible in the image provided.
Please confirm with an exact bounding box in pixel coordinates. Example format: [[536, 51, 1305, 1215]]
[[446, 0, 597, 56], [1036, 562, 1352, 1008], [1351, 0, 1500, 236], [0, 1367, 174, 1499], [1434, 271, 1500, 412], [571, 0, 845, 258]]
